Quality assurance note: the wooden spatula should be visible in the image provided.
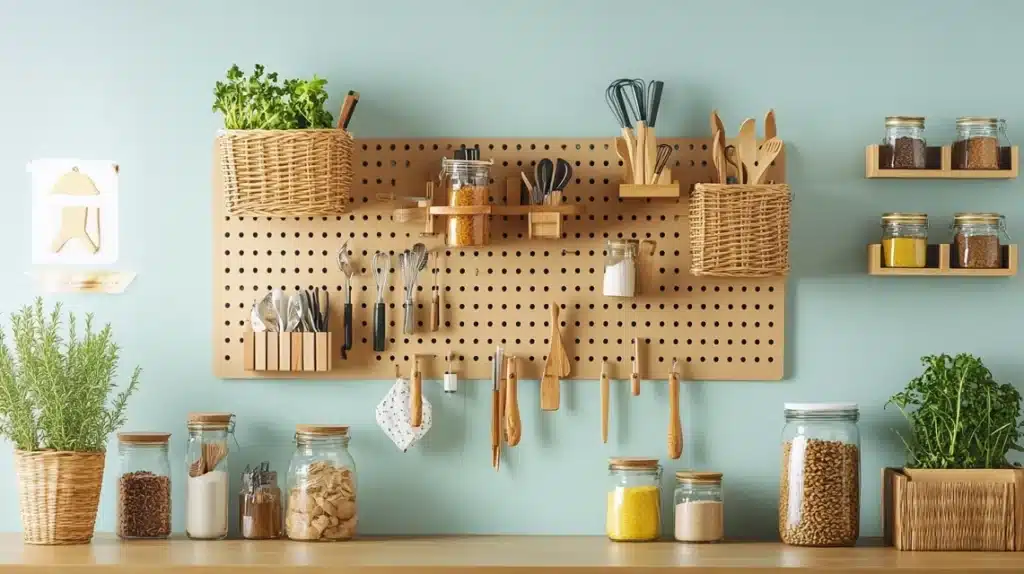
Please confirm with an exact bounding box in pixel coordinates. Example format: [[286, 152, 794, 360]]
[[738, 118, 757, 184], [668, 359, 682, 460], [764, 109, 777, 141], [752, 138, 784, 184], [541, 303, 570, 411], [505, 356, 521, 446]]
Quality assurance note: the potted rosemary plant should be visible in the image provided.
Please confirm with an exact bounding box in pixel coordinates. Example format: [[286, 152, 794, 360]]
[[0, 299, 140, 545], [883, 353, 1024, 551]]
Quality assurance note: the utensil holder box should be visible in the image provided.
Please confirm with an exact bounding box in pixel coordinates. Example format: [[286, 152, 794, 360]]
[[689, 183, 791, 277], [243, 332, 333, 372], [883, 467, 1024, 551]]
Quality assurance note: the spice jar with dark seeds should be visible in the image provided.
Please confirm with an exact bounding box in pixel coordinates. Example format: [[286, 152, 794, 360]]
[[880, 116, 926, 169], [952, 213, 1007, 269], [779, 403, 860, 547], [116, 432, 172, 539], [952, 117, 1008, 170]]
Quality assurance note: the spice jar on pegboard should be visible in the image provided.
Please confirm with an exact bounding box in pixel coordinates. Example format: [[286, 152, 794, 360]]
[[880, 116, 927, 169], [952, 212, 1008, 269], [952, 117, 1009, 170], [443, 152, 491, 247], [880, 212, 928, 268], [116, 432, 172, 539]]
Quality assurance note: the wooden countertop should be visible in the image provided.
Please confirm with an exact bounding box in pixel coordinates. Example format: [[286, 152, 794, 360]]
[[0, 535, 1022, 573]]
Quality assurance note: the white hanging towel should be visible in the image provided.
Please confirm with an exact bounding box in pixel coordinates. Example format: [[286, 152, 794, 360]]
[[376, 377, 432, 451]]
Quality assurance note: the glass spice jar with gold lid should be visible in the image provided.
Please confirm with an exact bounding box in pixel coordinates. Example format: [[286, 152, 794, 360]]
[[952, 117, 1008, 170], [881, 116, 927, 169], [880, 213, 928, 268], [952, 212, 1007, 269], [606, 457, 662, 542]]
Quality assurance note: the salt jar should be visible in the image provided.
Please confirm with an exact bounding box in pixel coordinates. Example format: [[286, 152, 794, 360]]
[[185, 412, 235, 540], [606, 457, 662, 541], [603, 239, 654, 297], [674, 471, 723, 543]]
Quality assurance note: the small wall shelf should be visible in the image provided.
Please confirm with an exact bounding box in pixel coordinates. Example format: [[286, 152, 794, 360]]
[[867, 243, 1018, 276], [865, 145, 1019, 179]]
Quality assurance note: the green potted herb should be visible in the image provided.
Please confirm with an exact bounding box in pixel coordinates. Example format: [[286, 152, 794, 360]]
[[883, 353, 1024, 551], [0, 299, 140, 545], [212, 63, 355, 217]]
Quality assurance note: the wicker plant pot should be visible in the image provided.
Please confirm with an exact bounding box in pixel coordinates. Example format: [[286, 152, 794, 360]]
[[217, 129, 354, 216], [15, 450, 105, 545], [689, 183, 791, 277], [883, 468, 1024, 551]]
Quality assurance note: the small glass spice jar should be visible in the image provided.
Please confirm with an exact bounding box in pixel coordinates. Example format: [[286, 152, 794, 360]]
[[185, 412, 235, 540], [881, 116, 926, 169], [443, 157, 492, 247], [603, 239, 654, 297], [286, 425, 358, 541], [952, 117, 1008, 170], [674, 471, 724, 543], [880, 213, 928, 268], [952, 213, 1007, 269], [779, 403, 860, 547], [240, 463, 283, 540], [606, 457, 662, 542], [116, 432, 171, 539]]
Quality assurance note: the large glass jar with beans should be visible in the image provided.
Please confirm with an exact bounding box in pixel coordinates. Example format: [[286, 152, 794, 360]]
[[881, 116, 926, 169], [952, 213, 1006, 269], [880, 213, 928, 268], [606, 457, 662, 542], [116, 432, 171, 539], [952, 117, 1008, 170], [779, 403, 860, 547]]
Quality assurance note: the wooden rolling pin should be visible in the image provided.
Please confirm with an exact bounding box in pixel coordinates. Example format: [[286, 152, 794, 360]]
[[505, 356, 521, 446], [668, 359, 682, 459]]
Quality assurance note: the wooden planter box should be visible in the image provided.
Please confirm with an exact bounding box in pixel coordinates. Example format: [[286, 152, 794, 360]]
[[883, 468, 1024, 551]]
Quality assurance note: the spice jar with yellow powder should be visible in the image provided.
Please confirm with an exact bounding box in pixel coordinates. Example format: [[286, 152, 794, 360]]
[[606, 457, 662, 541], [880, 213, 928, 268]]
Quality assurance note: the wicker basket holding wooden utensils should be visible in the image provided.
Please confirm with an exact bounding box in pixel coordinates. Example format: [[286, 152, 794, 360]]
[[15, 450, 105, 545], [217, 128, 354, 216], [689, 183, 792, 277]]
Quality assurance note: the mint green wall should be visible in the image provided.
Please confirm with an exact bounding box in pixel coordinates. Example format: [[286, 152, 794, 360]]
[[0, 0, 1021, 538]]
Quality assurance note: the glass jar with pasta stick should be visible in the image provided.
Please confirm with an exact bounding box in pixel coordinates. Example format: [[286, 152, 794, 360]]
[[185, 412, 235, 540], [880, 213, 928, 268], [606, 457, 662, 541]]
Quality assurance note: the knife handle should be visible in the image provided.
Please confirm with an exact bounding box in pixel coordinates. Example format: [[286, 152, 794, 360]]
[[343, 303, 353, 351], [372, 302, 386, 352]]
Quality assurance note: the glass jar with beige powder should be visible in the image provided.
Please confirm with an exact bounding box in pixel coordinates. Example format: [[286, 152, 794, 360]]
[[673, 471, 724, 542]]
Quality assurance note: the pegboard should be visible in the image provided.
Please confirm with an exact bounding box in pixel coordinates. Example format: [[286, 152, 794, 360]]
[[213, 138, 786, 381]]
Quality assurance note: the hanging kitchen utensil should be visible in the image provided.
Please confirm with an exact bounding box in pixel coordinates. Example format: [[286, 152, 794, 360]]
[[653, 144, 672, 180], [551, 158, 573, 204], [644, 80, 664, 183], [541, 303, 571, 411], [534, 158, 554, 205], [400, 244, 428, 335], [621, 79, 648, 184], [372, 251, 391, 352], [738, 118, 757, 184], [409, 354, 432, 428], [606, 79, 638, 183], [752, 138, 784, 185], [375, 375, 431, 452], [491, 346, 502, 469], [631, 337, 641, 396], [429, 251, 441, 332], [443, 350, 457, 393], [336, 241, 354, 358], [668, 358, 683, 460], [600, 360, 610, 444], [505, 355, 521, 447]]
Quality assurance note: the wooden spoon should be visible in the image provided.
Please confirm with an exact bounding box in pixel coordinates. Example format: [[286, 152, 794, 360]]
[[753, 138, 784, 184], [505, 356, 521, 446], [668, 359, 682, 460], [738, 118, 757, 184], [712, 131, 727, 184], [764, 109, 777, 141]]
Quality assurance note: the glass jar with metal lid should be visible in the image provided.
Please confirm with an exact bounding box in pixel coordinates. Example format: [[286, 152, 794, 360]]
[[880, 213, 928, 268], [779, 403, 860, 547], [116, 432, 171, 539], [606, 457, 662, 541], [952, 212, 1007, 269], [442, 157, 492, 247], [953, 117, 1008, 170], [674, 471, 723, 543], [185, 412, 235, 540], [881, 116, 926, 169], [603, 239, 655, 298], [286, 425, 357, 541]]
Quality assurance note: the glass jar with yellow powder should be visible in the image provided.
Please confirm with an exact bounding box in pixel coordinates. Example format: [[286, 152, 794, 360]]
[[880, 213, 928, 268], [606, 457, 662, 541]]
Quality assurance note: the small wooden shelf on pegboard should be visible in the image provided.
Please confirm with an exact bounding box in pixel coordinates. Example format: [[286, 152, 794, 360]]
[[865, 145, 1019, 179], [867, 243, 1017, 276], [619, 183, 680, 198], [243, 332, 333, 372]]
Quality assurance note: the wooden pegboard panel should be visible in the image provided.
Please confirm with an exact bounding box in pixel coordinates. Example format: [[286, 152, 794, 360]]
[[213, 138, 786, 381]]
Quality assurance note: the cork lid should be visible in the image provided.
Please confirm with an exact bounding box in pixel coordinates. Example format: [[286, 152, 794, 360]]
[[881, 212, 927, 224], [295, 424, 349, 436], [118, 432, 171, 444], [187, 412, 233, 429], [885, 116, 925, 128], [675, 471, 723, 484], [608, 457, 660, 471]]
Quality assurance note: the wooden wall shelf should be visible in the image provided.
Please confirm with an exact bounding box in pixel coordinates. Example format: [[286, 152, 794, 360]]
[[865, 145, 1019, 179], [867, 243, 1017, 276], [619, 183, 680, 198]]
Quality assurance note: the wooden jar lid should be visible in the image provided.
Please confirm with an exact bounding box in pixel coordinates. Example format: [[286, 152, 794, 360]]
[[117, 432, 171, 444], [296, 424, 349, 436], [187, 412, 233, 429], [608, 457, 659, 470], [675, 471, 723, 484]]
